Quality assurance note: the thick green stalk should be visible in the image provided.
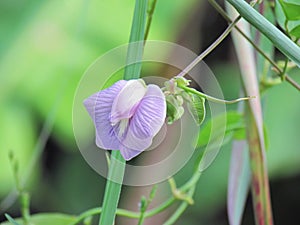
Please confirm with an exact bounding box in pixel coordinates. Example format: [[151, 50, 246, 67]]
[[226, 0, 300, 67], [99, 152, 125, 225], [124, 0, 148, 80], [99, 0, 148, 225]]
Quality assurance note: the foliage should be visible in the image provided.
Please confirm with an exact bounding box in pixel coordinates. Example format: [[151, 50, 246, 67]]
[[1, 0, 300, 225]]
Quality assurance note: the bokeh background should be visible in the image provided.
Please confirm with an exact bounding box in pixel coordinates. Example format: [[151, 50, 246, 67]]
[[1, 0, 300, 224]]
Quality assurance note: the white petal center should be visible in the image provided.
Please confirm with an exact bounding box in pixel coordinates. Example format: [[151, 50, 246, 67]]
[[110, 79, 147, 125]]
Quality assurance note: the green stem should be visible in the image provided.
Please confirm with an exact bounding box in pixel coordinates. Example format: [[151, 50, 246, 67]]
[[72, 172, 203, 225], [137, 209, 146, 225], [144, 0, 158, 41], [225, 0, 300, 67], [168, 179, 193, 204], [20, 193, 31, 225], [180, 172, 201, 192], [178, 84, 254, 104], [209, 0, 300, 91], [70, 197, 177, 225], [69, 207, 141, 225], [284, 20, 290, 38], [163, 186, 196, 225], [176, 15, 241, 77], [99, 151, 126, 225], [145, 197, 176, 217], [280, 58, 289, 80], [137, 185, 157, 225]]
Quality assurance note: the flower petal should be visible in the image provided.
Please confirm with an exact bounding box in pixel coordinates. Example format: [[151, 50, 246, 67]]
[[119, 144, 142, 161], [110, 79, 147, 124], [121, 84, 166, 151], [83, 80, 127, 150]]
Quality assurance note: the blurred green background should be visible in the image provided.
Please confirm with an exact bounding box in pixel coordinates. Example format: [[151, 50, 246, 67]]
[[0, 0, 300, 224]]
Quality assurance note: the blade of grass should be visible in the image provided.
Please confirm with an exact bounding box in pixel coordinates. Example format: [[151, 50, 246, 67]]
[[124, 0, 148, 80], [4, 214, 21, 225], [144, 0, 158, 41], [227, 140, 251, 225], [99, 1, 148, 225], [226, 0, 300, 68], [227, 94, 251, 225], [226, 3, 274, 225], [99, 151, 126, 225]]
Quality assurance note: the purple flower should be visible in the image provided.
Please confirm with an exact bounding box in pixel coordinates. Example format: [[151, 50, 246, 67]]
[[84, 79, 166, 161]]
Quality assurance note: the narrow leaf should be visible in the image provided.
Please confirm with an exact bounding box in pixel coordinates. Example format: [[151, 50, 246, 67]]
[[278, 0, 300, 21], [226, 3, 274, 225], [187, 94, 206, 125], [4, 214, 21, 225], [99, 152, 126, 225], [124, 0, 148, 79], [227, 141, 251, 225]]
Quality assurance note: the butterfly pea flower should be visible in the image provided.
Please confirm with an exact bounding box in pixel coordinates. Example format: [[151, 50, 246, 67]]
[[83, 79, 166, 161]]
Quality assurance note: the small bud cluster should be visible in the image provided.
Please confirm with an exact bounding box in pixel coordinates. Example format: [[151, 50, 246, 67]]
[[162, 77, 193, 124]]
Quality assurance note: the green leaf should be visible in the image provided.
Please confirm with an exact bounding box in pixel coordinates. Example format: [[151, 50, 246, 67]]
[[4, 214, 21, 225], [278, 0, 300, 21], [123, 0, 148, 80], [197, 111, 245, 148], [275, 0, 286, 28], [1, 213, 76, 225], [290, 24, 300, 37], [187, 94, 206, 126]]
